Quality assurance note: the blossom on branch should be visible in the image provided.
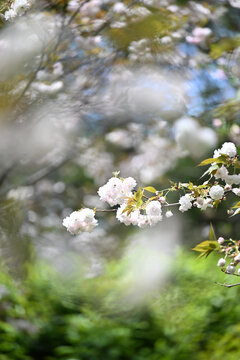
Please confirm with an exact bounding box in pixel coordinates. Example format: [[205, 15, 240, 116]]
[[63, 209, 98, 234]]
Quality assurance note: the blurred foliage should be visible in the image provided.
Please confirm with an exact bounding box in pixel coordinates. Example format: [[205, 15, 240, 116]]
[[210, 37, 240, 60], [106, 10, 183, 50], [0, 252, 240, 359]]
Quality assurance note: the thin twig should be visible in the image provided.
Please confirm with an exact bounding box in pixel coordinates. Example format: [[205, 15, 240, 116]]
[[164, 202, 179, 207], [25, 157, 71, 186], [0, 163, 16, 187], [222, 271, 240, 277], [215, 282, 240, 288], [95, 209, 117, 212], [13, 52, 45, 107]]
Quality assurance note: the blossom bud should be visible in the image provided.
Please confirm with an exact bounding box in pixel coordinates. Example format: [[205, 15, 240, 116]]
[[227, 210, 234, 215], [217, 258, 226, 267], [224, 184, 232, 191], [217, 237, 224, 245], [226, 265, 235, 274], [234, 254, 240, 262], [159, 196, 166, 203]]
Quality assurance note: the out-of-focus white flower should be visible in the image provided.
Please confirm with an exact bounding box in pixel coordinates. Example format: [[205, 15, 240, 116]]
[[186, 27, 212, 45], [212, 118, 222, 128], [217, 258, 226, 267], [145, 200, 162, 225], [165, 210, 173, 218], [225, 174, 240, 185], [105, 129, 134, 149], [98, 177, 137, 207], [175, 117, 217, 158], [63, 209, 98, 234], [209, 185, 224, 200], [81, 0, 101, 17], [36, 70, 51, 81], [32, 81, 63, 95], [14, 0, 31, 13], [129, 6, 151, 18], [112, 2, 127, 13], [128, 39, 153, 63], [179, 194, 192, 212], [7, 186, 34, 201], [4, 9, 17, 20], [5, 0, 32, 20], [232, 188, 240, 196], [53, 62, 64, 78], [228, 0, 240, 8], [67, 0, 80, 12]]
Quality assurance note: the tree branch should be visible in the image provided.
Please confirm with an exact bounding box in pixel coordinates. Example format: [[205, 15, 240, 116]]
[[215, 282, 240, 288]]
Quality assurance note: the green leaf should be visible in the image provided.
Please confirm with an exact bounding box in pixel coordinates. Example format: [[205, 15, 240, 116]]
[[112, 171, 120, 177], [234, 161, 240, 169], [133, 187, 143, 207], [230, 201, 240, 217], [232, 201, 240, 209], [198, 155, 227, 167], [121, 206, 132, 214], [188, 182, 194, 190], [209, 223, 217, 241], [144, 186, 157, 194], [200, 164, 219, 178], [192, 240, 219, 258], [231, 208, 240, 217]]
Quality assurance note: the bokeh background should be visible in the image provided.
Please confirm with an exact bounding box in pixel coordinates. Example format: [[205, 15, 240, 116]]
[[0, 0, 240, 358]]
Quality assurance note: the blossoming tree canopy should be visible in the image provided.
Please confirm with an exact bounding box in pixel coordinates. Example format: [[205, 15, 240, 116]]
[[0, 0, 240, 286], [63, 142, 240, 286]]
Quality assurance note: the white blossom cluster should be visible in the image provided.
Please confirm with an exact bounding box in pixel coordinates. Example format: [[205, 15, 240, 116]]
[[209, 185, 224, 201], [63, 209, 98, 234], [213, 143, 240, 185], [116, 200, 163, 228], [98, 176, 137, 206], [214, 142, 237, 158], [128, 39, 153, 63], [179, 194, 193, 212], [5, 0, 33, 20], [63, 142, 239, 236], [186, 27, 212, 46], [31, 62, 64, 95], [215, 166, 240, 185]]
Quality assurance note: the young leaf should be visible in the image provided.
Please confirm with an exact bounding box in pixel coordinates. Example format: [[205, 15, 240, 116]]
[[192, 240, 219, 258], [208, 223, 217, 241], [198, 155, 227, 167], [144, 186, 157, 193], [232, 201, 240, 209], [133, 187, 143, 207], [230, 208, 240, 217], [200, 164, 219, 178]]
